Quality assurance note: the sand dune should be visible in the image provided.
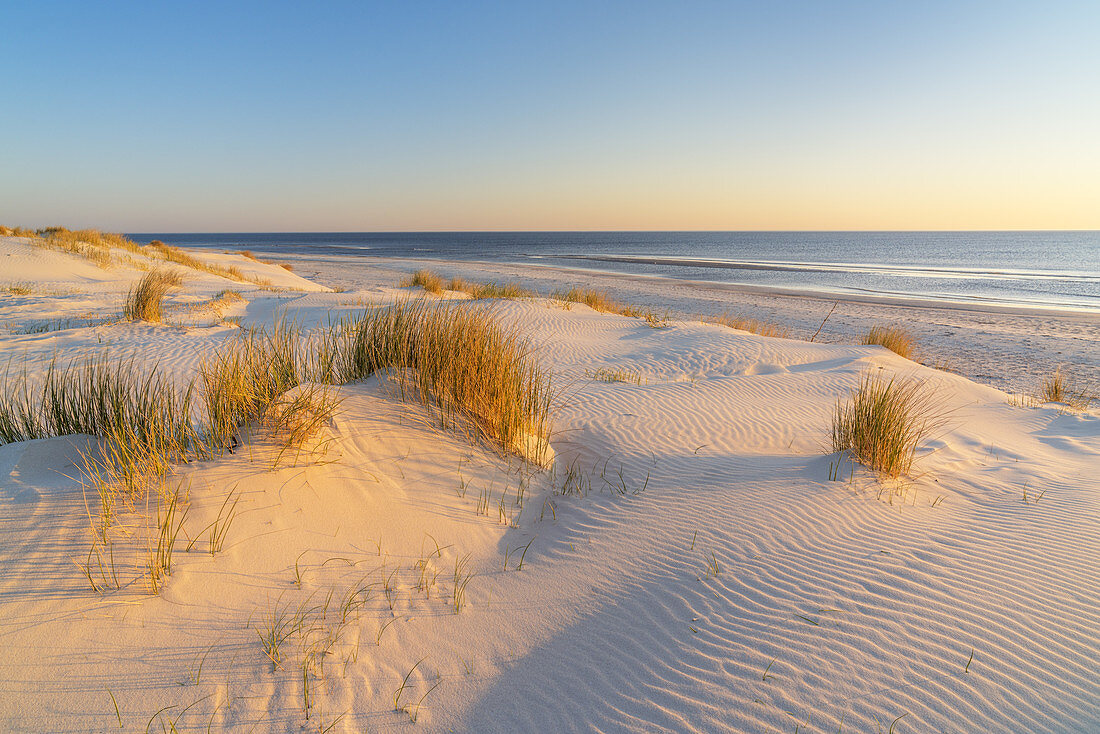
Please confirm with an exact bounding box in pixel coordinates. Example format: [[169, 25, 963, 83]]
[[1, 236, 1097, 732]]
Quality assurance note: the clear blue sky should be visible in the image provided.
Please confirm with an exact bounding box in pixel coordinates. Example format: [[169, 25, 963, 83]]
[[2, 1, 1097, 231]]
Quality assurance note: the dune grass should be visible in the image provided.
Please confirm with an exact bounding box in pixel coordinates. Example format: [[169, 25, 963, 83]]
[[0, 299, 554, 557], [147, 241, 270, 286], [237, 250, 294, 271], [124, 269, 183, 322], [831, 371, 945, 478], [861, 326, 915, 360], [552, 287, 638, 316], [585, 367, 645, 385], [708, 312, 790, 339], [402, 269, 446, 294], [335, 300, 553, 459], [467, 281, 533, 299], [402, 269, 534, 300], [1038, 367, 1096, 410]]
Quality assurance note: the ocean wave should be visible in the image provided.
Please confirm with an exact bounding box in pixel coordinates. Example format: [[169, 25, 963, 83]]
[[553, 254, 1100, 283]]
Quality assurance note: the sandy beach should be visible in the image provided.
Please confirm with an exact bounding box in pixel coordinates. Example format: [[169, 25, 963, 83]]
[[285, 253, 1100, 396], [1, 234, 1098, 733]]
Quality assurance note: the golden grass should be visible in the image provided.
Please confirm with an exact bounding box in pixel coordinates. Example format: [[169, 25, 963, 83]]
[[147, 241, 270, 286], [238, 250, 294, 271], [831, 371, 946, 478], [707, 312, 790, 339], [0, 301, 555, 552], [467, 282, 533, 299], [402, 269, 534, 300], [552, 287, 639, 317], [4, 283, 35, 295], [861, 326, 915, 360], [402, 269, 446, 294], [1038, 367, 1096, 410], [336, 300, 553, 459], [124, 269, 182, 322]]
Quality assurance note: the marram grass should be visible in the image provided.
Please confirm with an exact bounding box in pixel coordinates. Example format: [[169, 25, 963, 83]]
[[0, 300, 554, 541], [124, 269, 182, 322], [861, 326, 915, 360], [1038, 367, 1096, 410], [831, 371, 946, 478], [707, 312, 790, 339]]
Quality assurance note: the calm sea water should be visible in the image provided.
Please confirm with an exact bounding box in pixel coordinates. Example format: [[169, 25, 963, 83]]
[[129, 231, 1100, 314]]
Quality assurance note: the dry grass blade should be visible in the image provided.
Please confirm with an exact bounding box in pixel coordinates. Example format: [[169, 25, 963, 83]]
[[125, 269, 183, 323], [861, 326, 915, 360], [831, 371, 947, 478]]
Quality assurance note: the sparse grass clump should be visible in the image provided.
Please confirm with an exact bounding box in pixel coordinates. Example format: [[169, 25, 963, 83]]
[[831, 371, 945, 478], [552, 287, 640, 317], [403, 270, 534, 300], [861, 326, 915, 360], [124, 269, 182, 322], [585, 367, 645, 385], [708, 312, 790, 339], [467, 281, 533, 299], [1038, 367, 1096, 410], [402, 269, 446, 294], [147, 241, 270, 286]]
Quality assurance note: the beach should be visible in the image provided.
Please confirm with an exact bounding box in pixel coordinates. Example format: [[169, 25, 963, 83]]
[[1, 234, 1098, 733], [287, 253, 1100, 396]]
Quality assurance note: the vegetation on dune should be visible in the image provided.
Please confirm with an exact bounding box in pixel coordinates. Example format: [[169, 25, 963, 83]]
[[831, 371, 946, 478], [2, 225, 274, 284], [147, 240, 270, 285], [1038, 367, 1096, 410], [0, 299, 554, 547], [402, 269, 446, 294], [707, 312, 791, 339], [861, 325, 915, 360], [124, 269, 183, 323]]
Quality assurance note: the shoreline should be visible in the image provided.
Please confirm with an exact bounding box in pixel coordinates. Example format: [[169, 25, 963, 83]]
[[282, 254, 1100, 396]]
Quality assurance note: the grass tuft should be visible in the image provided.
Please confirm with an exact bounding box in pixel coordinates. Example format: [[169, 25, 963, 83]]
[[402, 269, 445, 294], [861, 326, 915, 360], [830, 371, 945, 478], [1037, 367, 1096, 410], [124, 269, 182, 322], [708, 312, 790, 339]]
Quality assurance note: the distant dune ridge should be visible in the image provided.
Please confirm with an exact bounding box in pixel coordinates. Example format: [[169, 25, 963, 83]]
[[0, 231, 1098, 732]]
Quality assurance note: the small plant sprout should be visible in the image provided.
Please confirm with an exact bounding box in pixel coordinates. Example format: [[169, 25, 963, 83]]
[[375, 616, 397, 646], [293, 551, 307, 588], [393, 658, 425, 714], [108, 688, 122, 728], [452, 553, 473, 613], [208, 489, 239, 555], [704, 552, 721, 577], [965, 648, 975, 674], [762, 657, 777, 682]]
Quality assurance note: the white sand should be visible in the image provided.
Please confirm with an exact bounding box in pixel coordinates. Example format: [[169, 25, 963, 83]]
[[1, 236, 1098, 732], [283, 253, 1100, 397]]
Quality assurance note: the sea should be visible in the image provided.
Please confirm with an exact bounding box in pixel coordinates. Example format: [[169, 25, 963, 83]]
[[128, 231, 1100, 315]]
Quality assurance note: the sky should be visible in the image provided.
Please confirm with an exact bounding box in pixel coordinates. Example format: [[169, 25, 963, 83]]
[[1, 1, 1098, 232]]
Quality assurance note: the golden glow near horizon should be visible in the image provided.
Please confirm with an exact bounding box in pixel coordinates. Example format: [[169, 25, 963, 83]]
[[2, 3, 1099, 232]]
